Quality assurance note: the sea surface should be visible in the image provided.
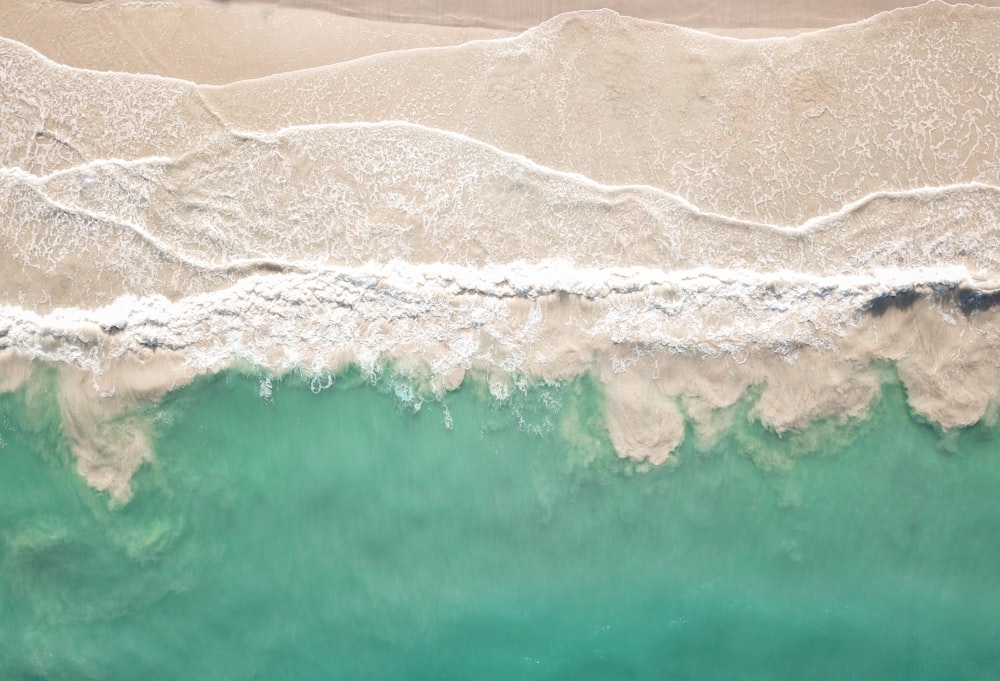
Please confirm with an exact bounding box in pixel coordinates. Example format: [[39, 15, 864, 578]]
[[2, 368, 998, 679]]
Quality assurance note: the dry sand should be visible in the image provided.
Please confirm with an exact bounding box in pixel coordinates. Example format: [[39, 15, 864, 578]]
[[67, 0, 1000, 30], [20, 0, 997, 86], [0, 1, 512, 83]]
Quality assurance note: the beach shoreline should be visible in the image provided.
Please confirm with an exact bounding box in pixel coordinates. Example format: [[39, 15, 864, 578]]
[[1, 0, 998, 498]]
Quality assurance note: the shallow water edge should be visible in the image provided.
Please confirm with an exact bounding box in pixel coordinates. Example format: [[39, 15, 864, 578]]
[[1, 363, 998, 679]]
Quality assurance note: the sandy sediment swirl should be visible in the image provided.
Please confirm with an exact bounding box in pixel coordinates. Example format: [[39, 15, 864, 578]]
[[1, 258, 999, 500]]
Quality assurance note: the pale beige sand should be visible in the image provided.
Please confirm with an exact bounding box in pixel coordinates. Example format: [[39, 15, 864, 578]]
[[1, 0, 809, 86], [4, 4, 998, 224], [2, 1, 1000, 499], [107, 0, 1000, 30], [0, 1, 511, 84]]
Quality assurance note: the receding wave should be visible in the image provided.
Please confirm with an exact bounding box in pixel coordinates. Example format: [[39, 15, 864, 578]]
[[4, 122, 1000, 298]]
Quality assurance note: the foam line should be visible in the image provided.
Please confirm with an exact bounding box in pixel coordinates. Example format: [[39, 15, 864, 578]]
[[5, 119, 1000, 232]]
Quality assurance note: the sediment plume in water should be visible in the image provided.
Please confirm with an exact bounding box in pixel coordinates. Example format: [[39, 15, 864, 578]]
[[1, 1, 999, 498]]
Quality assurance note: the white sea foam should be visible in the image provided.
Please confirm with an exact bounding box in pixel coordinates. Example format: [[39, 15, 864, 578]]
[[2, 258, 999, 498], [3, 122, 1000, 307]]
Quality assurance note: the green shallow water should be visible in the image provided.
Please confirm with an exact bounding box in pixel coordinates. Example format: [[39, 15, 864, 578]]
[[1, 367, 999, 680]]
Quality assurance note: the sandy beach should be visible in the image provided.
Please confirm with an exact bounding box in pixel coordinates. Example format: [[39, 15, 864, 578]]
[[1, 0, 999, 498], [52, 0, 1000, 29], [14, 0, 1000, 84], [0, 1, 512, 83]]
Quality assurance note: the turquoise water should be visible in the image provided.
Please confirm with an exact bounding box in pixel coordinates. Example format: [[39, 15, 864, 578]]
[[1, 366, 999, 679]]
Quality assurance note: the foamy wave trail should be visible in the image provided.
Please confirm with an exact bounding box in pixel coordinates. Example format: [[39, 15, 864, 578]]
[[3, 121, 1000, 296], [2, 2, 999, 222], [2, 255, 1000, 498]]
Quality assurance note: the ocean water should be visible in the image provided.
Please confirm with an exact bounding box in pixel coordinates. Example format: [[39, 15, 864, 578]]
[[2, 367, 998, 680]]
